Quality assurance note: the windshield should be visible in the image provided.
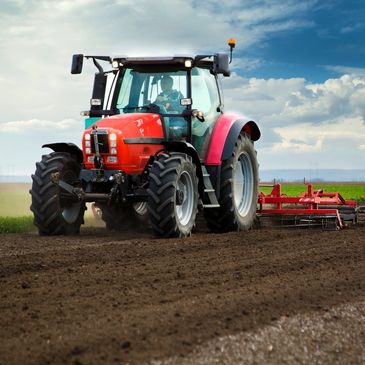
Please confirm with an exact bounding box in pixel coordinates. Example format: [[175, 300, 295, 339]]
[[115, 69, 188, 115]]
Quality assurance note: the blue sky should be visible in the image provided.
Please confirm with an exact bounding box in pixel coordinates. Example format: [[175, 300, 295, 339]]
[[0, 0, 364, 176], [237, 0, 365, 81]]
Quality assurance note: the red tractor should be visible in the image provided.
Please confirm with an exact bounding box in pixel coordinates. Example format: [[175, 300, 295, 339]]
[[30, 40, 261, 237]]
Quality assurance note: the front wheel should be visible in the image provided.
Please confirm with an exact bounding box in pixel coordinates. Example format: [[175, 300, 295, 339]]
[[204, 134, 259, 232], [147, 153, 198, 237], [30, 152, 85, 235]]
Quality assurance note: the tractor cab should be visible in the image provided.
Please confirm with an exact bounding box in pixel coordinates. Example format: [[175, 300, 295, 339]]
[[72, 53, 231, 158]]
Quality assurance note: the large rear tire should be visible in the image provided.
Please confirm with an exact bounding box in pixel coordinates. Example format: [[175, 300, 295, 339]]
[[147, 153, 198, 237], [30, 152, 85, 235], [204, 134, 259, 232]]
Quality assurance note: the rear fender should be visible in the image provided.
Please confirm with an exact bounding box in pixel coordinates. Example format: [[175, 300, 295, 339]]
[[205, 114, 260, 165], [163, 141, 204, 197], [42, 143, 83, 164]]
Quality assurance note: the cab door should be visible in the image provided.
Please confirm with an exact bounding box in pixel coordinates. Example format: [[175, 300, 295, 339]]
[[191, 68, 222, 159]]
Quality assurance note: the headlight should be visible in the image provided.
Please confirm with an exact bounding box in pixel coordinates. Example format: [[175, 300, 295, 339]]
[[85, 133, 91, 141], [110, 148, 117, 155], [85, 147, 91, 154]]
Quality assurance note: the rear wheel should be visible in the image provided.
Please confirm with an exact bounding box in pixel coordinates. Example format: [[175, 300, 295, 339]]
[[30, 152, 85, 235], [147, 153, 198, 237], [205, 134, 259, 232]]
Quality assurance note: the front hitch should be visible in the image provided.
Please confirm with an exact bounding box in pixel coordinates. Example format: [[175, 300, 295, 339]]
[[51, 172, 109, 203]]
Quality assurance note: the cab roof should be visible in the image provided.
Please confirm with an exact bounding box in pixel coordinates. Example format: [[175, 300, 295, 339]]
[[72, 53, 231, 76]]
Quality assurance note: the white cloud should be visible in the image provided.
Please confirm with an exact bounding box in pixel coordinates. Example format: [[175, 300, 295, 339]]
[[272, 116, 365, 153], [220, 72, 365, 168], [223, 74, 306, 122], [325, 65, 365, 77], [2, 118, 78, 134], [280, 75, 365, 122], [340, 22, 365, 34], [224, 73, 365, 126], [0, 118, 84, 176]]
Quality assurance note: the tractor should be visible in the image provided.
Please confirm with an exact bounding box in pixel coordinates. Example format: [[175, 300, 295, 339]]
[[30, 40, 261, 237]]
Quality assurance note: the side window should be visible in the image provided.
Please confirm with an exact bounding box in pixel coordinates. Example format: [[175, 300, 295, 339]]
[[116, 69, 133, 109], [191, 68, 220, 115], [191, 69, 211, 114]]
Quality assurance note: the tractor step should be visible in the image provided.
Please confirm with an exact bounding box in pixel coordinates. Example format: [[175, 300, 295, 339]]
[[201, 166, 220, 208], [203, 204, 220, 208]]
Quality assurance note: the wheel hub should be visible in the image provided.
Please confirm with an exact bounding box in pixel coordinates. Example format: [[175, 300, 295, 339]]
[[176, 190, 184, 205], [233, 151, 254, 217], [175, 171, 194, 226]]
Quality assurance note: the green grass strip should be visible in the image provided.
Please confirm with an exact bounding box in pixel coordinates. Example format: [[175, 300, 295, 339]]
[[260, 184, 365, 202], [0, 216, 35, 234]]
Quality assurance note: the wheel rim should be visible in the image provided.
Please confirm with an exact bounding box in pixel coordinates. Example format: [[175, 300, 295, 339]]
[[62, 202, 82, 224], [133, 202, 147, 216], [175, 171, 194, 226], [233, 151, 254, 217]]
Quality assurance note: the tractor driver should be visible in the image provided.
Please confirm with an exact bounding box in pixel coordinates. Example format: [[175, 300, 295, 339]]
[[155, 75, 184, 113]]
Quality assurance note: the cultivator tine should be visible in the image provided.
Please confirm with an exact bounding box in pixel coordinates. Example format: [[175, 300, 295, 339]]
[[356, 206, 365, 224], [258, 213, 340, 230]]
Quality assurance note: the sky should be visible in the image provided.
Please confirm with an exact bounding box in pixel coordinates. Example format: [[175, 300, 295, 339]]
[[0, 0, 364, 176]]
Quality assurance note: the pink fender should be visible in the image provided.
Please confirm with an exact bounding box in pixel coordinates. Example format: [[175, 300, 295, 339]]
[[206, 113, 258, 165]]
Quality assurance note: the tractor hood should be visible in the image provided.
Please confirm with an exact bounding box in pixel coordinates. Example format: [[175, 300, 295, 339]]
[[82, 113, 165, 174], [88, 113, 165, 140]]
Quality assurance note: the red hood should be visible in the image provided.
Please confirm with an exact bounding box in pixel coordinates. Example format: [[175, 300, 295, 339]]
[[82, 112, 165, 174], [88, 113, 164, 138]]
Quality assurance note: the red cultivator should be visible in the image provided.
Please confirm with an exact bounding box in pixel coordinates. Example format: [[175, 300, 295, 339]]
[[257, 183, 358, 229]]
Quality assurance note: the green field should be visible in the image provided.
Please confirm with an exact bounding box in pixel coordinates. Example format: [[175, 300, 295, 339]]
[[0, 183, 31, 217], [1, 182, 365, 233], [0, 183, 101, 233]]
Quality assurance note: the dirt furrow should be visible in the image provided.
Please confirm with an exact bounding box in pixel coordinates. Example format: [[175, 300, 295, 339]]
[[0, 226, 364, 364]]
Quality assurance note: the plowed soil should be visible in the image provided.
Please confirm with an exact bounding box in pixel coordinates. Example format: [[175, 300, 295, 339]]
[[0, 224, 364, 364]]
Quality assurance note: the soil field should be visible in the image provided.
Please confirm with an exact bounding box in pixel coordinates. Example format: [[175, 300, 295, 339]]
[[0, 225, 364, 364]]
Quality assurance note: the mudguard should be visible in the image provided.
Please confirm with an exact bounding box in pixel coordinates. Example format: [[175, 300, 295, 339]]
[[43, 142, 83, 164], [163, 141, 204, 197], [205, 114, 260, 165]]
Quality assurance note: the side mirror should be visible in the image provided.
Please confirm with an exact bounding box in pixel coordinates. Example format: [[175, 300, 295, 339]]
[[71, 54, 84, 74], [89, 72, 107, 117], [213, 53, 230, 77]]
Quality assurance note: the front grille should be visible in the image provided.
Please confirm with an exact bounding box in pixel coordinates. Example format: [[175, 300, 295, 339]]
[[91, 133, 109, 154]]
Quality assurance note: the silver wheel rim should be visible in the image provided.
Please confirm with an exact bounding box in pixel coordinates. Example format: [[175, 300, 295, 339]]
[[133, 202, 147, 216], [233, 151, 254, 217], [62, 202, 82, 224], [175, 171, 194, 226]]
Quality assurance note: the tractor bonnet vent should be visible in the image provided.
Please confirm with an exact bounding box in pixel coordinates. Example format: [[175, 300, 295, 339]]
[[91, 132, 109, 154]]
